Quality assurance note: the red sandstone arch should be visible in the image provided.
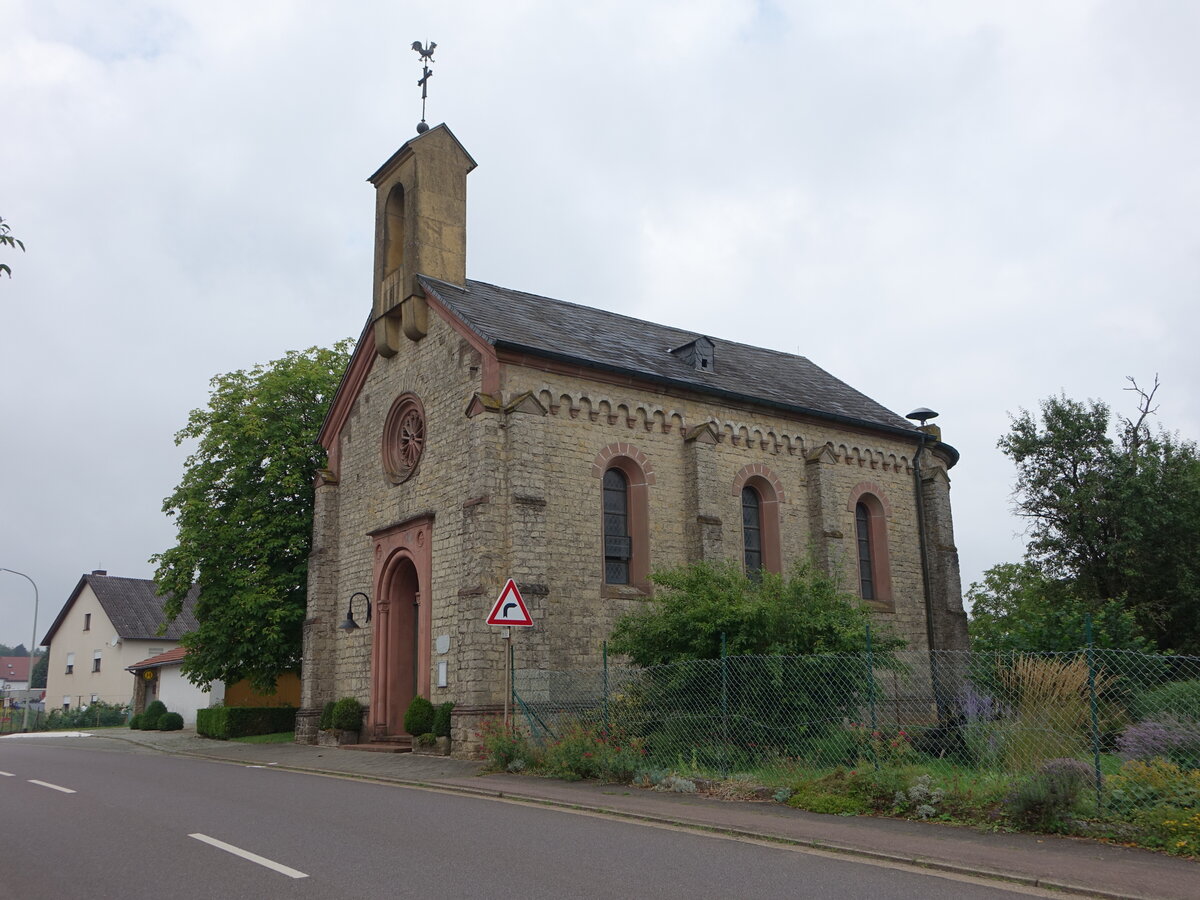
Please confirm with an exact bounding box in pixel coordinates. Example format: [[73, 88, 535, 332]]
[[368, 516, 433, 739]]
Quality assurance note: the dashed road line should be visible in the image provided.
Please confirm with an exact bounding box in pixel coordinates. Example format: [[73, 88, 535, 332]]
[[188, 833, 309, 879], [0, 771, 15, 776], [29, 779, 76, 793]]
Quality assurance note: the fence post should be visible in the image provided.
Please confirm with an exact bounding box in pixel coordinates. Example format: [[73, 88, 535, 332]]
[[720, 631, 729, 778], [602, 640, 609, 732], [866, 624, 879, 772], [1084, 614, 1104, 809]]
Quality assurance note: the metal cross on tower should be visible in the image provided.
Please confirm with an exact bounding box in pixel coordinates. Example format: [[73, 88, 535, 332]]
[[412, 41, 437, 134]]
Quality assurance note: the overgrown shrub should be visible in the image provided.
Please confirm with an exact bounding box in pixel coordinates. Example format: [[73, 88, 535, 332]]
[[403, 696, 434, 736], [158, 712, 184, 731], [1005, 758, 1092, 829], [433, 701, 454, 738], [539, 721, 645, 782], [330, 698, 363, 732], [608, 561, 904, 763], [318, 700, 336, 731], [129, 714, 142, 730], [478, 719, 537, 771], [142, 700, 168, 730]]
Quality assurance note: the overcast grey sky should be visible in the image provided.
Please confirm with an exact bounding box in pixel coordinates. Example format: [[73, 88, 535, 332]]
[[2, 1, 1197, 649]]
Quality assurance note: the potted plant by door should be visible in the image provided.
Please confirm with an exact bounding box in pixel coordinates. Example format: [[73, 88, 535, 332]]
[[331, 697, 364, 746], [404, 696, 436, 754]]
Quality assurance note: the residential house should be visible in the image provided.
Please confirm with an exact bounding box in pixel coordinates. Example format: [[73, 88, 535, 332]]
[[42, 571, 199, 711]]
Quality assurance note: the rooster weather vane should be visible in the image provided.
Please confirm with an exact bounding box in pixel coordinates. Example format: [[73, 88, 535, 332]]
[[412, 41, 437, 134]]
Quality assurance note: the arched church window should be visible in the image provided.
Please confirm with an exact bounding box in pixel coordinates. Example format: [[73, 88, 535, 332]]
[[742, 486, 763, 574], [603, 468, 631, 584]]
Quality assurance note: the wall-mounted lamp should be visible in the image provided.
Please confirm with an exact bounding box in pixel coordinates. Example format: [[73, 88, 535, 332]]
[[339, 591, 372, 631]]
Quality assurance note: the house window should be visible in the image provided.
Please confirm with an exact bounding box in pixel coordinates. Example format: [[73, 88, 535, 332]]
[[742, 486, 762, 574], [90, 694, 99, 704], [92, 651, 102, 673], [603, 468, 631, 584], [855, 502, 875, 600], [65, 653, 75, 675], [62, 696, 70, 711], [847, 485, 894, 609], [83, 613, 91, 631]]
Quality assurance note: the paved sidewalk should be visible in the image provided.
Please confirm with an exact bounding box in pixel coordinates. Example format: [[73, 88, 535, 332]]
[[12, 728, 1197, 900]]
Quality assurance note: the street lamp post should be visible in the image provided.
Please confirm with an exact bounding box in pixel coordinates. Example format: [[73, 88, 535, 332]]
[[0, 568, 40, 732]]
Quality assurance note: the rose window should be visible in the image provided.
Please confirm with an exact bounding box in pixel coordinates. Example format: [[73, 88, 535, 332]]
[[383, 393, 426, 483]]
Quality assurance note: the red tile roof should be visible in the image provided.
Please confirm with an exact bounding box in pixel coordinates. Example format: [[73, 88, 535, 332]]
[[126, 646, 188, 671], [0, 656, 32, 681]]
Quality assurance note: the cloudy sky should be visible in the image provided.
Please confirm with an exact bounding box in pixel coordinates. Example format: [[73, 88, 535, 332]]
[[2, 1, 1197, 649]]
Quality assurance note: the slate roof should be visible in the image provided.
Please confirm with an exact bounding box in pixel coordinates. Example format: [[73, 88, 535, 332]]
[[41, 574, 200, 646], [127, 646, 187, 671], [420, 276, 920, 436]]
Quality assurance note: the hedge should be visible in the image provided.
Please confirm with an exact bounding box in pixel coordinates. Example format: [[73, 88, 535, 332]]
[[196, 706, 297, 740]]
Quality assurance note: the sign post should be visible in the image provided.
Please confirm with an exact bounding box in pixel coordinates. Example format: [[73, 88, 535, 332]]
[[487, 579, 533, 728]]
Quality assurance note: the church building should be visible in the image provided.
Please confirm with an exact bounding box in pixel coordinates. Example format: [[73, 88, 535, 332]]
[[296, 124, 969, 750]]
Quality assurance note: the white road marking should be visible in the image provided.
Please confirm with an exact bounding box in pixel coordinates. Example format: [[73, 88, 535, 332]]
[[28, 779, 76, 793], [188, 833, 309, 879], [0, 771, 14, 776]]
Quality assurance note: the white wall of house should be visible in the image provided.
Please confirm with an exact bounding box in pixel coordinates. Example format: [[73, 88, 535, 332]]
[[156, 665, 224, 726], [44, 583, 181, 710]]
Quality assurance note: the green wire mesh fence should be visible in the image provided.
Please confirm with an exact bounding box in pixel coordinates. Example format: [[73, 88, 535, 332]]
[[513, 646, 1200, 814]]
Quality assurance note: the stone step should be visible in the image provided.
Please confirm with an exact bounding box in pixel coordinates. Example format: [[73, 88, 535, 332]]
[[340, 737, 412, 753]]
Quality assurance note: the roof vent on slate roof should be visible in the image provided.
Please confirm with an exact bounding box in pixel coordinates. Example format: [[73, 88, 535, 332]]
[[669, 336, 715, 373], [92, 570, 107, 576]]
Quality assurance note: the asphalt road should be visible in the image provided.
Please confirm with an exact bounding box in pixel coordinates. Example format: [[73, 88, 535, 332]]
[[1, 741, 1064, 900]]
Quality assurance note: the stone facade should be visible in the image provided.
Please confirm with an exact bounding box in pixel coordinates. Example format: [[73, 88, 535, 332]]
[[296, 125, 968, 752]]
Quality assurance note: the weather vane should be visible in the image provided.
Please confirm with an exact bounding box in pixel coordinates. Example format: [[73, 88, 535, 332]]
[[412, 41, 437, 134]]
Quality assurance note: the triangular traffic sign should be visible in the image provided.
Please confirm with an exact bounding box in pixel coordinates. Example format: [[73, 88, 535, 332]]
[[487, 578, 533, 626]]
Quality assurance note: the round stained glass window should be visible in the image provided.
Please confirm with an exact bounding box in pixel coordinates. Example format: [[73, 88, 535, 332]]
[[382, 393, 426, 483]]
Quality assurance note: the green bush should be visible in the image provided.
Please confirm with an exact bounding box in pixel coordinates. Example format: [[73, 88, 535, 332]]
[[318, 700, 336, 731], [197, 706, 296, 740], [1134, 680, 1200, 723], [403, 696, 435, 737], [433, 701, 454, 738], [143, 700, 168, 730], [330, 697, 363, 732], [129, 714, 142, 730], [158, 712, 184, 731]]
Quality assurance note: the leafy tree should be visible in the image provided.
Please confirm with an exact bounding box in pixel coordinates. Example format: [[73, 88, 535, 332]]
[[995, 378, 1200, 652], [0, 643, 29, 656], [967, 561, 1152, 654], [152, 341, 354, 691], [0, 216, 24, 278], [30, 651, 48, 689]]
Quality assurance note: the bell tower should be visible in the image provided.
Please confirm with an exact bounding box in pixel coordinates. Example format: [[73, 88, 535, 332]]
[[367, 124, 476, 357]]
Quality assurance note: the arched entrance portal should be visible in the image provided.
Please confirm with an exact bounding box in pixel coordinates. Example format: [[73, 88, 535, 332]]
[[368, 517, 433, 740]]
